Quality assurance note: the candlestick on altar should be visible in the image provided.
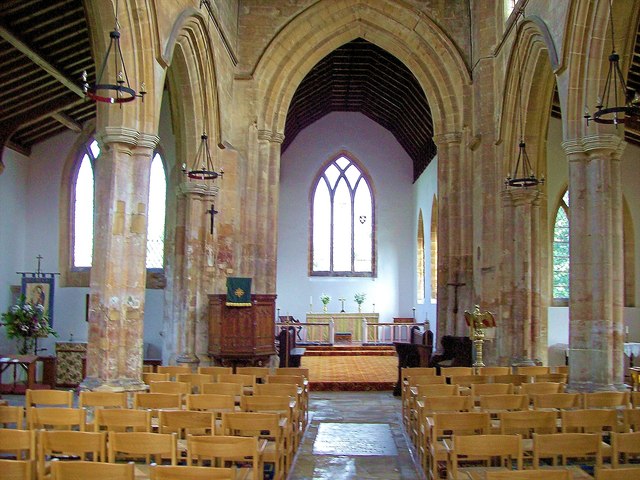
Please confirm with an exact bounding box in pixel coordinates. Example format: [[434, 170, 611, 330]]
[[339, 297, 346, 313], [464, 305, 496, 371]]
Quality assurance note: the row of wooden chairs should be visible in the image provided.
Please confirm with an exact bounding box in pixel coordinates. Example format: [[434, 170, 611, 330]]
[[0, 411, 289, 480]]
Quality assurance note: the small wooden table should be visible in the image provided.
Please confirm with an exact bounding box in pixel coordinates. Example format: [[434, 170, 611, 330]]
[[0, 354, 38, 394]]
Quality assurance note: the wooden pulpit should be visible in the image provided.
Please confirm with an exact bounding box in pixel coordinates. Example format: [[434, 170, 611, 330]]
[[207, 294, 276, 367]]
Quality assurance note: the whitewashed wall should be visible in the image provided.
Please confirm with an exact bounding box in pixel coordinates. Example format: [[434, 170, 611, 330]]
[[276, 112, 415, 327]]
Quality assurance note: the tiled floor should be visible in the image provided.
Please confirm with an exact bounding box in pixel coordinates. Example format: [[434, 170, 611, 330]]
[[289, 391, 425, 479]]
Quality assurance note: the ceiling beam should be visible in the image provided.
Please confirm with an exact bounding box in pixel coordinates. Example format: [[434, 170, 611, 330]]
[[0, 22, 84, 97], [52, 112, 82, 132]]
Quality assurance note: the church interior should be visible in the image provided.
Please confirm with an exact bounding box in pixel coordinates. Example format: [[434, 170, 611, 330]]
[[1, 0, 640, 478]]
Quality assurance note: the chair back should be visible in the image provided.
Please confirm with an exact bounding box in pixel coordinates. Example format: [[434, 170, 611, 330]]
[[158, 410, 216, 439], [610, 431, 640, 467], [28, 407, 86, 431], [176, 374, 214, 394], [531, 393, 581, 411], [485, 470, 571, 479], [623, 408, 640, 432], [142, 372, 170, 384], [422, 395, 473, 413], [520, 382, 563, 395], [534, 374, 568, 383], [560, 408, 618, 434], [448, 434, 523, 479], [50, 460, 134, 480], [471, 383, 514, 398], [515, 366, 550, 376], [94, 408, 151, 432], [0, 405, 24, 428], [479, 394, 529, 413], [440, 366, 474, 376], [186, 393, 236, 412], [0, 459, 32, 480], [108, 431, 177, 465], [430, 411, 491, 437], [26, 389, 73, 408], [499, 410, 557, 437], [254, 383, 299, 399], [201, 382, 243, 396], [38, 430, 107, 480], [134, 392, 182, 412], [149, 381, 191, 396], [149, 464, 235, 480], [595, 467, 640, 480], [235, 367, 270, 384], [217, 374, 256, 393], [197, 366, 232, 377], [415, 383, 459, 397], [275, 367, 310, 378], [492, 374, 527, 386], [401, 367, 436, 379], [186, 435, 262, 480], [408, 375, 446, 386], [532, 432, 602, 468], [478, 366, 510, 376], [583, 391, 630, 409], [79, 391, 127, 409], [157, 365, 191, 379], [0, 428, 36, 460], [448, 375, 489, 387]]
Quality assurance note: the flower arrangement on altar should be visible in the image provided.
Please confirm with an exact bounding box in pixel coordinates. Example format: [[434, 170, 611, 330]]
[[354, 292, 366, 312], [320, 294, 331, 312], [1, 295, 57, 354]]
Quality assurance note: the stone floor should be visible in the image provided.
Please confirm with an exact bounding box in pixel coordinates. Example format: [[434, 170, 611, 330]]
[[289, 391, 425, 479]]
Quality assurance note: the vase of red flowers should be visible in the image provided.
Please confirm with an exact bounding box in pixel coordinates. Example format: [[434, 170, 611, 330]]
[[1, 295, 57, 355]]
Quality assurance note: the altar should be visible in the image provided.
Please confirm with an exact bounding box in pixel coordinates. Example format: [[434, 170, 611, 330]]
[[305, 313, 379, 342]]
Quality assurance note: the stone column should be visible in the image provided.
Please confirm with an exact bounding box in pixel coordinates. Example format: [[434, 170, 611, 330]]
[[173, 182, 219, 370], [500, 188, 544, 364], [562, 134, 625, 391], [83, 128, 159, 391], [434, 132, 473, 342]]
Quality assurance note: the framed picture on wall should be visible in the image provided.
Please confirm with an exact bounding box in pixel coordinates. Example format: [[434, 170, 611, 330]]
[[21, 277, 55, 326]]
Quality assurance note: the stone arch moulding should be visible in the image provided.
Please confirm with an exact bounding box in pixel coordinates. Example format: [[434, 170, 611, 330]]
[[162, 9, 223, 150], [253, 0, 471, 138]]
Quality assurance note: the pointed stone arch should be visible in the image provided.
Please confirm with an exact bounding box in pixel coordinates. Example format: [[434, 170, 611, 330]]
[[253, 0, 470, 138]]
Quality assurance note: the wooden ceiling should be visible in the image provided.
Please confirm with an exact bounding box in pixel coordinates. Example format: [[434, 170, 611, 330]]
[[282, 38, 436, 181], [0, 0, 95, 158]]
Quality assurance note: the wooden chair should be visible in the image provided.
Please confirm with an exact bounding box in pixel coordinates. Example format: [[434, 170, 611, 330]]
[[447, 375, 489, 396], [254, 383, 304, 443], [426, 411, 491, 480], [478, 366, 511, 376], [222, 412, 286, 480], [176, 374, 214, 394], [0, 459, 33, 480], [446, 434, 523, 479], [25, 389, 73, 408], [440, 367, 474, 377], [410, 383, 460, 440], [235, 367, 270, 384], [485, 470, 571, 479], [134, 392, 182, 412], [197, 366, 232, 377], [595, 467, 640, 479], [274, 367, 310, 378], [143, 372, 170, 384], [240, 395, 296, 471], [158, 410, 215, 457], [520, 382, 564, 396], [531, 393, 581, 411], [553, 366, 568, 375], [534, 373, 568, 384], [403, 375, 447, 427], [632, 391, 640, 408], [561, 408, 619, 460], [623, 407, 640, 432], [0, 405, 24, 428], [37, 430, 106, 480], [202, 382, 244, 397], [142, 364, 155, 373], [266, 374, 308, 427], [149, 464, 236, 480], [187, 434, 264, 480], [532, 432, 602, 469], [78, 391, 128, 429], [499, 410, 557, 455], [28, 407, 86, 431], [515, 366, 550, 377], [479, 394, 529, 414], [157, 365, 191, 380], [471, 383, 514, 404], [186, 393, 236, 434], [583, 391, 630, 409], [94, 408, 151, 433], [108, 431, 177, 467], [218, 374, 256, 396], [492, 374, 528, 387], [50, 460, 134, 480], [0, 428, 36, 461], [149, 381, 191, 397], [610, 431, 640, 467], [416, 396, 474, 468]]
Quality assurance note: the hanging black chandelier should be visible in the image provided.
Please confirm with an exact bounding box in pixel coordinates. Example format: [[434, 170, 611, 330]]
[[81, 2, 145, 104], [182, 132, 224, 180], [584, 0, 639, 126], [505, 8, 544, 189]]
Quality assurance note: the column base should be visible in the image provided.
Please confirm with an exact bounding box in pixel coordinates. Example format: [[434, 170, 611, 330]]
[[175, 353, 200, 370], [566, 381, 622, 393], [79, 376, 148, 392], [510, 356, 537, 367]]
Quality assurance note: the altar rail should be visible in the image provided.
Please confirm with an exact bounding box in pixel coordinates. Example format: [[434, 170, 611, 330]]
[[275, 320, 428, 345]]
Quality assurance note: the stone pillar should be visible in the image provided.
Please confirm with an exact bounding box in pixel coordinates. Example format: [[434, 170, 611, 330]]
[[434, 132, 473, 342], [500, 188, 544, 364], [173, 182, 219, 370], [83, 128, 159, 391], [562, 134, 625, 391]]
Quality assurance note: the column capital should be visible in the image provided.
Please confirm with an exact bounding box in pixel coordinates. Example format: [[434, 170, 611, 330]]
[[257, 129, 285, 144], [97, 127, 160, 150], [561, 134, 625, 158], [433, 131, 462, 146], [179, 181, 219, 198]]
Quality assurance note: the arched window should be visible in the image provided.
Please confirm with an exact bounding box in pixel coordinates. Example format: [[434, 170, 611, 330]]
[[310, 153, 374, 276], [72, 139, 99, 268], [146, 153, 166, 269], [552, 189, 569, 303], [430, 196, 438, 302], [417, 210, 425, 303]]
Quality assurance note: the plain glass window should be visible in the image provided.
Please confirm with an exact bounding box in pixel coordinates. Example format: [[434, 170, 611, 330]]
[[146, 153, 166, 269], [311, 154, 374, 276], [552, 190, 570, 301], [72, 141, 98, 268]]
